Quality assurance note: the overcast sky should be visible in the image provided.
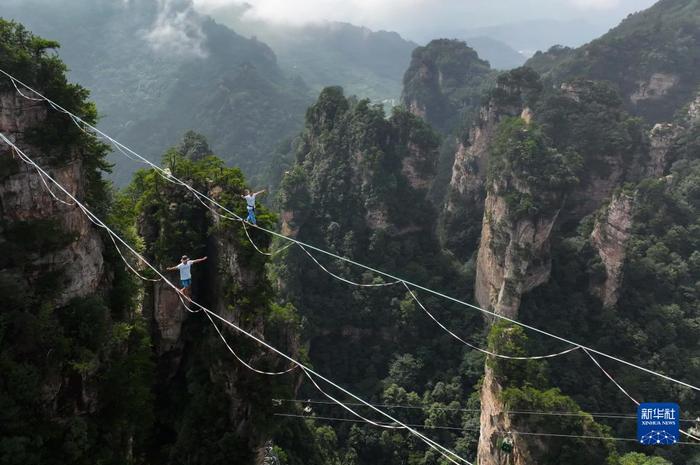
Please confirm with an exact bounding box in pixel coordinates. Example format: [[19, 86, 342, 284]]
[[192, 0, 659, 42]]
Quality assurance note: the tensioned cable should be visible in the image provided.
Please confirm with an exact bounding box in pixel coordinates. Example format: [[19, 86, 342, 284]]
[[583, 348, 700, 443], [3, 68, 699, 394], [272, 413, 700, 446], [0, 134, 470, 465], [403, 282, 580, 360], [272, 399, 699, 422]]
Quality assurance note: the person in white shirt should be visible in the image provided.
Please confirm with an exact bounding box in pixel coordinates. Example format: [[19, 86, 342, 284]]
[[167, 255, 207, 297], [242, 188, 266, 225]]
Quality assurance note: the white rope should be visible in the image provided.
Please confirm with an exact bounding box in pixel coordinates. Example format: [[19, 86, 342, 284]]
[[404, 282, 580, 360], [3, 67, 700, 394], [241, 219, 294, 257], [0, 134, 470, 465], [582, 348, 640, 406], [10, 78, 44, 101], [203, 309, 298, 376]]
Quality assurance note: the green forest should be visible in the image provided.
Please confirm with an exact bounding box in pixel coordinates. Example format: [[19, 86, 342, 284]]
[[1, 1, 700, 464]]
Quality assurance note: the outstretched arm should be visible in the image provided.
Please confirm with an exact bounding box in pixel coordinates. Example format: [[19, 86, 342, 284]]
[[191, 256, 208, 264], [254, 189, 266, 196], [166, 264, 178, 271]]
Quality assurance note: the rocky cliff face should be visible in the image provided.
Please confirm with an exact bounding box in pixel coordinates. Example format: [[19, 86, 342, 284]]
[[647, 123, 678, 177], [474, 191, 559, 318], [590, 192, 635, 308], [0, 26, 157, 460], [0, 91, 105, 307], [442, 68, 541, 260]]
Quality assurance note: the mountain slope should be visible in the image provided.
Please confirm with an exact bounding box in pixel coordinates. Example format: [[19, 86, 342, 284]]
[[527, 0, 700, 122], [2, 0, 310, 185]]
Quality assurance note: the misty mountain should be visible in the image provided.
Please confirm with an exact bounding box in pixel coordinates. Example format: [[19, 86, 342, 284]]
[[462, 36, 526, 69], [202, 3, 527, 104], [256, 22, 418, 105], [2, 0, 310, 185]]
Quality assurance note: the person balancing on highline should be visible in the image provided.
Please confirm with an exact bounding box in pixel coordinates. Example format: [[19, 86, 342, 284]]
[[167, 255, 207, 298], [242, 188, 266, 225]]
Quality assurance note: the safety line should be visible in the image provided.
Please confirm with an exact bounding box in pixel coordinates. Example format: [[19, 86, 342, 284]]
[[0, 134, 470, 465], [583, 348, 700, 443], [3, 68, 699, 394], [404, 282, 580, 360], [203, 309, 298, 376], [583, 348, 639, 406]]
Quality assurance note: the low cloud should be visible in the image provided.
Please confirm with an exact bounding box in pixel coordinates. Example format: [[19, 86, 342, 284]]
[[145, 0, 208, 58], [192, 0, 441, 27], [569, 0, 621, 9]]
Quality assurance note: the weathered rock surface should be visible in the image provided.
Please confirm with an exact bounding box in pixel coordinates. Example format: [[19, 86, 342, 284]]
[[475, 193, 559, 318], [630, 73, 679, 104], [648, 123, 678, 177], [0, 91, 104, 307], [152, 283, 187, 354], [590, 192, 635, 308]]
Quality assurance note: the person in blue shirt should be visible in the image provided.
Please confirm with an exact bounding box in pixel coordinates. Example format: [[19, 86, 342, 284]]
[[242, 188, 266, 225], [167, 255, 207, 298]]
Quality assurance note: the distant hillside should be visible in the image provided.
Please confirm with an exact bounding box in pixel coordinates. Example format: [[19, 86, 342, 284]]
[[527, 0, 700, 122], [3, 0, 310, 185], [257, 22, 418, 105], [464, 36, 526, 69], [460, 18, 609, 55]]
